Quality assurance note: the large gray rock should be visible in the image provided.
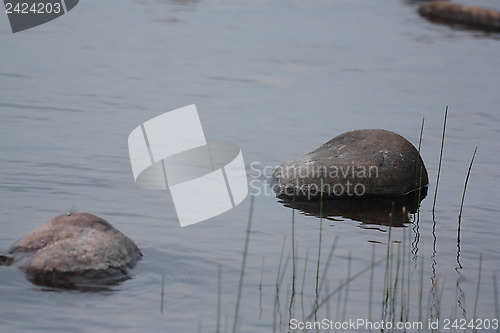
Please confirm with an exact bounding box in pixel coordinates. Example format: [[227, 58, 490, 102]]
[[7, 212, 142, 289], [272, 129, 428, 199]]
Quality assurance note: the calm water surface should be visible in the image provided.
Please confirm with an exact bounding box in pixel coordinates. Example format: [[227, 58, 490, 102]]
[[1, 0, 499, 332]]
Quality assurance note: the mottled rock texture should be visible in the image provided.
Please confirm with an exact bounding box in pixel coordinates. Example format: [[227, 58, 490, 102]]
[[272, 129, 428, 199], [8, 212, 142, 289]]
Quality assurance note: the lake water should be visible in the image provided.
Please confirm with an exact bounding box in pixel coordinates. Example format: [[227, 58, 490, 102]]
[[1, 0, 499, 332]]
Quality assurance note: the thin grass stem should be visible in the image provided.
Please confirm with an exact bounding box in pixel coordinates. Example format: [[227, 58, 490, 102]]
[[160, 273, 165, 314], [458, 147, 478, 221], [318, 236, 339, 294], [382, 202, 395, 321], [273, 236, 287, 333], [305, 258, 384, 320], [406, 225, 411, 323], [418, 256, 424, 331], [493, 273, 499, 333], [312, 185, 324, 320], [432, 106, 448, 216], [473, 254, 482, 333], [217, 265, 222, 333], [415, 117, 425, 191], [369, 244, 375, 333], [342, 252, 352, 325], [290, 194, 296, 319], [259, 256, 264, 320], [232, 194, 254, 333]]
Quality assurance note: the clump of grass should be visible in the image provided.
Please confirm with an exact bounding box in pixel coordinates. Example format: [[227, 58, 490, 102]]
[[304, 257, 385, 321], [212, 107, 493, 333]]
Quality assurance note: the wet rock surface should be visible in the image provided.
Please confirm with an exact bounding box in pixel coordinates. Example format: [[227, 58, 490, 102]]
[[272, 129, 428, 199], [7, 212, 142, 289]]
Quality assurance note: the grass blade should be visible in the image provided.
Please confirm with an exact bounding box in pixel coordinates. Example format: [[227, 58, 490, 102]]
[[232, 194, 255, 333], [432, 106, 448, 216]]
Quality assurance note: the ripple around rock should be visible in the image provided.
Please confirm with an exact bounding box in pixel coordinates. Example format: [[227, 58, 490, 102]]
[[278, 188, 428, 227], [272, 129, 428, 200], [7, 212, 142, 289]]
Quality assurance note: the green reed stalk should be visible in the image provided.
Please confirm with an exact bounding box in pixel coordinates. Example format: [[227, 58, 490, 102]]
[[342, 252, 352, 324], [369, 244, 375, 333], [232, 194, 254, 333], [273, 236, 288, 333], [415, 117, 425, 191], [217, 265, 222, 333], [493, 273, 499, 333], [405, 224, 412, 323], [325, 280, 331, 324], [318, 237, 339, 295], [458, 147, 478, 221], [382, 203, 395, 321], [259, 256, 265, 320], [436, 279, 445, 324], [432, 106, 448, 215], [300, 249, 309, 323], [160, 273, 165, 314], [400, 227, 407, 323], [418, 256, 424, 333], [336, 287, 343, 332], [312, 185, 324, 319], [290, 195, 296, 318], [391, 241, 402, 324], [452, 286, 459, 330], [400, 226, 406, 322], [473, 254, 482, 333]]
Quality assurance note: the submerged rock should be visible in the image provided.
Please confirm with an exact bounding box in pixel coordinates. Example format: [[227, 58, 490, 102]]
[[272, 129, 428, 199], [419, 2, 500, 32], [6, 212, 142, 289]]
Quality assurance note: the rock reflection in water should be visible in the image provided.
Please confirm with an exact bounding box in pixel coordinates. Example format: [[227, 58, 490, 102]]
[[277, 188, 427, 227]]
